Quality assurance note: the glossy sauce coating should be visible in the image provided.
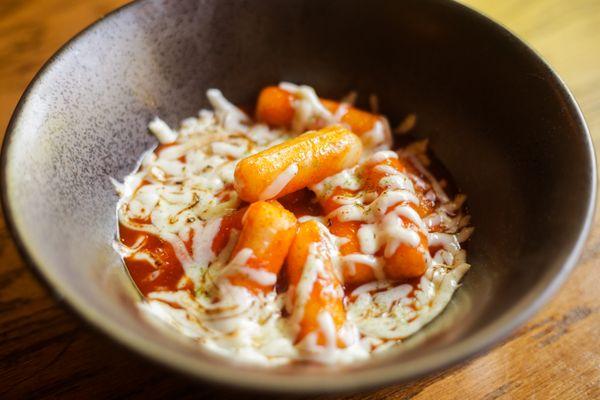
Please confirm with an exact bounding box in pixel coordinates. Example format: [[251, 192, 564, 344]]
[[118, 224, 191, 295], [115, 84, 472, 366], [364, 157, 429, 279], [234, 126, 363, 202], [286, 220, 346, 345], [224, 201, 297, 293], [256, 86, 382, 137]]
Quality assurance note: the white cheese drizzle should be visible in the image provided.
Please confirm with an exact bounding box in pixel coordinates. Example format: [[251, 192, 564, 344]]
[[259, 163, 299, 200], [365, 150, 398, 165], [113, 84, 473, 367], [149, 117, 178, 144], [279, 82, 336, 133]]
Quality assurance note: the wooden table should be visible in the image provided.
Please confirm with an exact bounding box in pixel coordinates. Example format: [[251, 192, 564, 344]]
[[1, 0, 598, 398]]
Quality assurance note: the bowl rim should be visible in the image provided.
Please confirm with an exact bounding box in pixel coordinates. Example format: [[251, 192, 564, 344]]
[[1, 0, 596, 394]]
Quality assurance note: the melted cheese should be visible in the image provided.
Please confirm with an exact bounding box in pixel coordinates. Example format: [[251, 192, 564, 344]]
[[362, 120, 385, 147], [310, 166, 363, 199], [114, 84, 473, 367], [220, 248, 278, 286], [149, 117, 178, 144], [365, 150, 398, 165], [259, 163, 299, 200], [279, 82, 336, 133]]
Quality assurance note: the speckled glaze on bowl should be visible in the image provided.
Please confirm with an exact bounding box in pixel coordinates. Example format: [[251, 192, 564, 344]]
[[1, 0, 595, 394]]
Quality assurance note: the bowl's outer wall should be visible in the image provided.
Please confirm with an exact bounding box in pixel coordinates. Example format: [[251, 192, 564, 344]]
[[2, 0, 595, 392]]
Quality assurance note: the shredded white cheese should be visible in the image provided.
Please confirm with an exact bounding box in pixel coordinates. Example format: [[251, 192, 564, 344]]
[[149, 117, 178, 144], [113, 84, 473, 367], [259, 163, 299, 200]]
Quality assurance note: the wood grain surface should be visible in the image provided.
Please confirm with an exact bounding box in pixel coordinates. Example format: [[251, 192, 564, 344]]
[[0, 0, 599, 398]]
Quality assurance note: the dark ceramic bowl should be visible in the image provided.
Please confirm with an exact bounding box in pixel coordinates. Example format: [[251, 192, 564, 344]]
[[1, 0, 595, 394]]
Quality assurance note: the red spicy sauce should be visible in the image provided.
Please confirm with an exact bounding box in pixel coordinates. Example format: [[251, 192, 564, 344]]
[[278, 189, 322, 218], [120, 145, 456, 299], [119, 199, 248, 296], [211, 207, 246, 254], [119, 224, 192, 295]]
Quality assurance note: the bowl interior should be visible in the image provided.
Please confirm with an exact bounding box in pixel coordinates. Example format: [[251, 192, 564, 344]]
[[2, 0, 594, 392]]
